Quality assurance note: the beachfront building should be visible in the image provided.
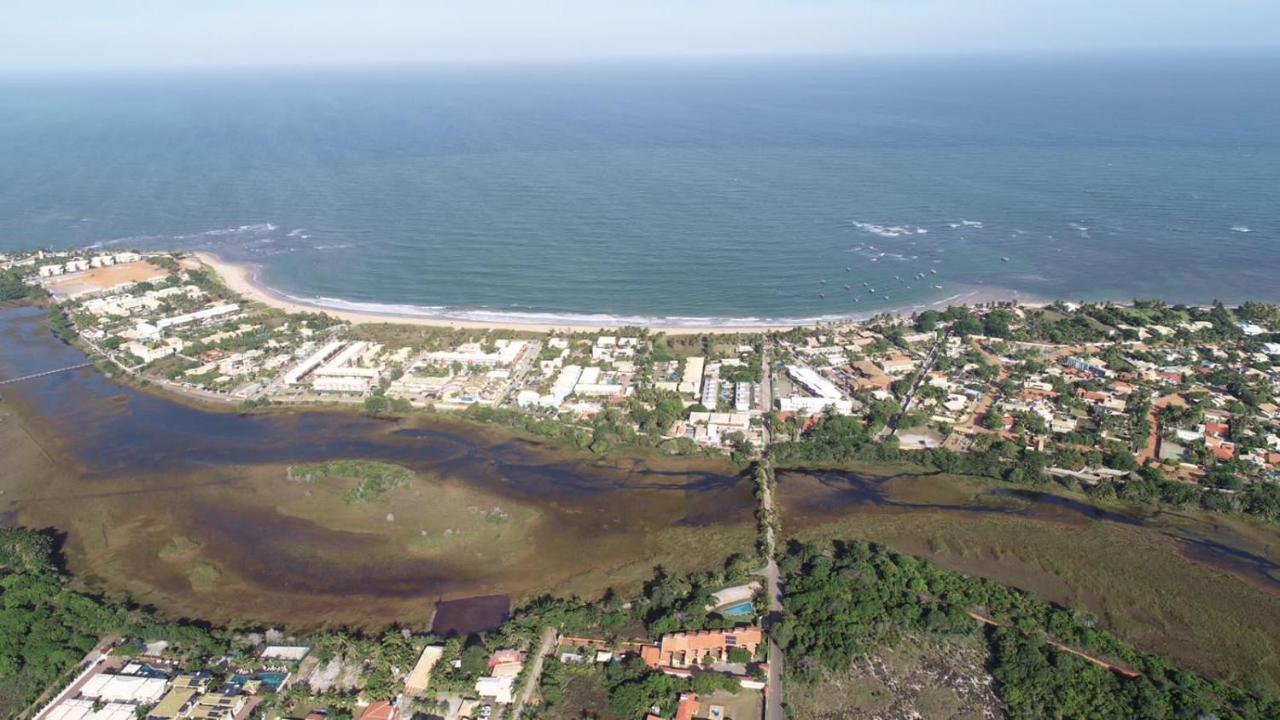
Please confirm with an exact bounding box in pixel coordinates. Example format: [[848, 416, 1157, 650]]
[[422, 339, 529, 368]]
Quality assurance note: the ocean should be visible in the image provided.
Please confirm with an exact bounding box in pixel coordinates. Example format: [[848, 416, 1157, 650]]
[[1, 54, 1277, 324]]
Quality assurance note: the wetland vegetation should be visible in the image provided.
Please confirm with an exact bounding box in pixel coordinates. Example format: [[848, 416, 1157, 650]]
[[776, 539, 1279, 718], [2, 304, 1280, 696]]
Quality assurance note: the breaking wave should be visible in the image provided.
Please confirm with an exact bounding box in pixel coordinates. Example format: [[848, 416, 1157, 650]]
[[850, 220, 929, 238], [280, 291, 877, 328]]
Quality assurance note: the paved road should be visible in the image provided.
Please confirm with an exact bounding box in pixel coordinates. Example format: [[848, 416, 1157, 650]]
[[509, 626, 557, 720], [880, 330, 947, 439]]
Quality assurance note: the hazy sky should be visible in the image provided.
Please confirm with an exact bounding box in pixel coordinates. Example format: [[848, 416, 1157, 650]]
[[2, 0, 1277, 71]]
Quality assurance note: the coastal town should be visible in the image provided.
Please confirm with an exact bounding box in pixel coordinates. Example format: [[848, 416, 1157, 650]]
[[5, 247, 1280, 720], [4, 247, 1279, 495]]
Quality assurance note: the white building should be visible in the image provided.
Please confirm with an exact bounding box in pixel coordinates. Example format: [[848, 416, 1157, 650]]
[[778, 395, 854, 415], [475, 676, 516, 704], [423, 339, 528, 367], [79, 673, 168, 704], [309, 341, 381, 394], [260, 645, 310, 661], [785, 365, 843, 400], [122, 340, 180, 365], [42, 699, 136, 720], [155, 303, 240, 330], [679, 357, 705, 396], [534, 364, 582, 408], [283, 341, 345, 385]]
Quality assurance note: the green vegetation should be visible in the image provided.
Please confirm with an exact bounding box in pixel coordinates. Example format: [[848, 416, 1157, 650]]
[[289, 460, 414, 503], [157, 535, 201, 560], [775, 539, 1278, 719], [0, 269, 37, 303], [0, 528, 230, 718]]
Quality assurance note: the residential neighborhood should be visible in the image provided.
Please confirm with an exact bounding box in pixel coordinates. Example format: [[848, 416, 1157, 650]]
[[6, 248, 1280, 495]]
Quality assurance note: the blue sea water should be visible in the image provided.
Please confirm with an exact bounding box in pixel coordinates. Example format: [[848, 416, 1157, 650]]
[[1, 54, 1277, 323]]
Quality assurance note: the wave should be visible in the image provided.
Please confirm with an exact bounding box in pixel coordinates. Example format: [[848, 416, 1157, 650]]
[[948, 219, 984, 229], [850, 220, 928, 238], [277, 291, 880, 329], [847, 244, 915, 262], [99, 223, 281, 249], [1231, 225, 1252, 233]]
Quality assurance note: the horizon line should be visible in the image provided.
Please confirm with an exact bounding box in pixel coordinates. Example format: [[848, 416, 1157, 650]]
[[3, 46, 1279, 79]]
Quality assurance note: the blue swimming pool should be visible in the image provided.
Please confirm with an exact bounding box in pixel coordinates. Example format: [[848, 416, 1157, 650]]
[[231, 672, 288, 691], [720, 601, 754, 616]]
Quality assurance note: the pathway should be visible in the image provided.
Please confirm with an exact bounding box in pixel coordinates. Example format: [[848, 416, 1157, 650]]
[[753, 463, 784, 720], [0, 362, 91, 385], [509, 627, 557, 720], [967, 611, 1142, 678]]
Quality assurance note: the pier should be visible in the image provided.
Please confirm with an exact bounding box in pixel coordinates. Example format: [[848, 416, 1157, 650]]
[[0, 362, 92, 386]]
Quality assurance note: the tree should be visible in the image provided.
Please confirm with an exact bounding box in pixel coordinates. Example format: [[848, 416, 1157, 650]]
[[0, 269, 33, 302]]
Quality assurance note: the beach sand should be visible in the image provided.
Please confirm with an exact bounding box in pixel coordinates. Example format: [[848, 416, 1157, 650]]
[[193, 251, 1038, 335]]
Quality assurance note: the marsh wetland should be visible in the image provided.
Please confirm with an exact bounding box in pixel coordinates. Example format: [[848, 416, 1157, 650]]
[[2, 304, 1279, 689]]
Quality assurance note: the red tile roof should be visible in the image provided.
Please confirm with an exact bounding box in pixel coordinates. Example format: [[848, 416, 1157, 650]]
[[675, 694, 700, 720], [359, 702, 398, 720]]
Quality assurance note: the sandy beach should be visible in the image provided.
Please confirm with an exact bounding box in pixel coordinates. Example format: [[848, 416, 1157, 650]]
[[193, 251, 1038, 335]]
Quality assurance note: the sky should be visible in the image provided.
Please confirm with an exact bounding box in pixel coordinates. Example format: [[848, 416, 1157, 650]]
[[1, 0, 1277, 71]]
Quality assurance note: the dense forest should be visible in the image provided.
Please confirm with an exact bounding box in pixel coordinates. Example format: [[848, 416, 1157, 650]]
[[774, 539, 1279, 719], [0, 528, 238, 717]]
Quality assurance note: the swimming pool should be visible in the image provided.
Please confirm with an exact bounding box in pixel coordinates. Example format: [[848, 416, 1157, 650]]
[[231, 671, 288, 691], [720, 601, 754, 616]]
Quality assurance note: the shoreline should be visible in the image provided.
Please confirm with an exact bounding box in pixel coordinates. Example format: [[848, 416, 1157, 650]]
[[191, 251, 1044, 334]]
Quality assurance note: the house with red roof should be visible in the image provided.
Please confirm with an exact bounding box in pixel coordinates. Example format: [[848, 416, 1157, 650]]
[[358, 701, 399, 720]]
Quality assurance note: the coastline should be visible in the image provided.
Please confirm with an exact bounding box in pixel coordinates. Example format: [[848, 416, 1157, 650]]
[[192, 251, 1042, 334]]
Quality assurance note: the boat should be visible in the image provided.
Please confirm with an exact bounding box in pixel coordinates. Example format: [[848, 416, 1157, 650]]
[[1001, 257, 1010, 262], [934, 284, 943, 289], [930, 268, 938, 274]]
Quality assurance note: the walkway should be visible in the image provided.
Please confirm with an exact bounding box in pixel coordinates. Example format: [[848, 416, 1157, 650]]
[[0, 362, 91, 385], [753, 463, 784, 720]]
